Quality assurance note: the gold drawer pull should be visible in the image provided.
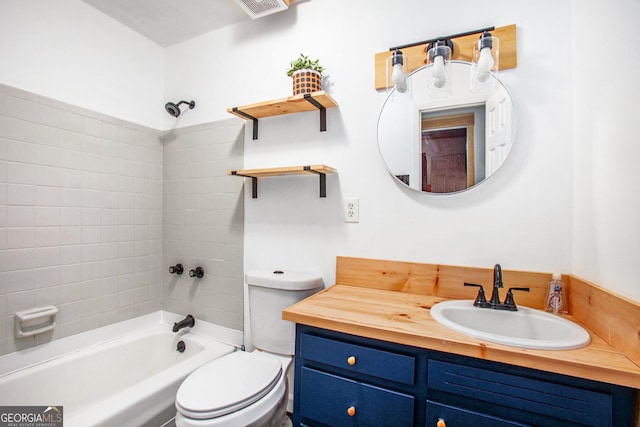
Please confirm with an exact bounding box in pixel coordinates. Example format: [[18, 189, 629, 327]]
[[347, 406, 356, 417], [347, 356, 356, 365], [437, 418, 446, 427]]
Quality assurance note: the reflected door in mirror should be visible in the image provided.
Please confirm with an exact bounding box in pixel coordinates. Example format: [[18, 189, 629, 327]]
[[422, 113, 475, 193], [486, 88, 513, 175], [422, 128, 467, 193]]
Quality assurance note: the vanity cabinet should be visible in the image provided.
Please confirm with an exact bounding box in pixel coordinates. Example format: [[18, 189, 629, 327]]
[[292, 325, 634, 427]]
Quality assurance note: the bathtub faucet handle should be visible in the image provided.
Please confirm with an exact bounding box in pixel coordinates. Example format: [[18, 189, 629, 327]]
[[173, 314, 195, 333], [169, 264, 184, 275], [189, 266, 204, 279]]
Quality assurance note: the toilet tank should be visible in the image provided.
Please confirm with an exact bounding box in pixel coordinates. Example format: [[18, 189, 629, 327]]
[[247, 270, 323, 355]]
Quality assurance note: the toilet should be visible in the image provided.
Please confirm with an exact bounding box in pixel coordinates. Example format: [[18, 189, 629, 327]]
[[175, 270, 323, 427]]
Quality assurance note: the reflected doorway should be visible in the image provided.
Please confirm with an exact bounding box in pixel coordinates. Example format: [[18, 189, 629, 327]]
[[421, 112, 476, 193]]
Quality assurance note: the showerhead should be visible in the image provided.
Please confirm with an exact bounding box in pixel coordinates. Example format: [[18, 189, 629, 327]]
[[165, 102, 181, 117], [165, 100, 195, 117]]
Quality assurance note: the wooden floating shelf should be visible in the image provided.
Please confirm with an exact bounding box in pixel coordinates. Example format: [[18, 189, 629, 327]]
[[227, 91, 337, 119], [227, 91, 338, 140], [227, 165, 337, 198], [374, 24, 517, 90]]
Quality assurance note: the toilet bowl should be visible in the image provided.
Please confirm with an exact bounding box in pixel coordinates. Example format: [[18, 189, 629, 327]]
[[174, 270, 323, 427], [175, 351, 292, 427]]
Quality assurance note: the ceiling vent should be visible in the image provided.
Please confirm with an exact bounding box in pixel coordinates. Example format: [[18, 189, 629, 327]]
[[233, 0, 289, 19]]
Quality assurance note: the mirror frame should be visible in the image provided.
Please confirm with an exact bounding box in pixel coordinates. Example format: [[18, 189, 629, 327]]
[[377, 60, 517, 195]]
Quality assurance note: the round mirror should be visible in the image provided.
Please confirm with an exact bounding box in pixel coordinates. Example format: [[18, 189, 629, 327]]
[[377, 61, 516, 194]]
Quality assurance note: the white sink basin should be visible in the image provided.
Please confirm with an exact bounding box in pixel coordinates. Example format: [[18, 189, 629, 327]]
[[430, 300, 591, 350]]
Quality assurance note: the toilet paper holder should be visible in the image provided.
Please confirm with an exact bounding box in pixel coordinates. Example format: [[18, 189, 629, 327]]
[[14, 305, 58, 338]]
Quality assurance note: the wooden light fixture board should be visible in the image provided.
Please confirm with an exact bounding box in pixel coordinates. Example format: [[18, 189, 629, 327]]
[[374, 24, 517, 90]]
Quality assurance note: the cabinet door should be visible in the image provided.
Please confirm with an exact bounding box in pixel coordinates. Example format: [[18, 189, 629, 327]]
[[426, 401, 529, 427], [299, 367, 414, 426], [428, 360, 614, 425]]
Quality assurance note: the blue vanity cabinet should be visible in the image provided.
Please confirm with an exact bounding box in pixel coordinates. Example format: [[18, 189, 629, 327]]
[[293, 327, 426, 426], [292, 325, 635, 427]]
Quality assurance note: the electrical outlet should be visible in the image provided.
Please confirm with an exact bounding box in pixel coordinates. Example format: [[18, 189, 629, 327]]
[[343, 198, 359, 223]]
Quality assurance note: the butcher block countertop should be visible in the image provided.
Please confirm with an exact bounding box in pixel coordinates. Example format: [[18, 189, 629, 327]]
[[283, 283, 640, 389]]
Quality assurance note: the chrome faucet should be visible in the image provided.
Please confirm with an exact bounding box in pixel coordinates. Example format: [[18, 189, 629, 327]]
[[464, 264, 530, 311]]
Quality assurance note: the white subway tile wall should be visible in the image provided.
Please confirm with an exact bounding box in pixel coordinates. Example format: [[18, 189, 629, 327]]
[[162, 120, 245, 331], [0, 83, 245, 355], [0, 84, 163, 354]]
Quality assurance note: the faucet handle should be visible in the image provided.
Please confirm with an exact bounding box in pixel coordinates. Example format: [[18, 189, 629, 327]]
[[189, 266, 204, 279], [169, 263, 184, 275], [503, 287, 530, 311], [464, 283, 491, 308]]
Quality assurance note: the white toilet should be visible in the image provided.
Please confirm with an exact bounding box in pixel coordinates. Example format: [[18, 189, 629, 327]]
[[175, 270, 323, 427]]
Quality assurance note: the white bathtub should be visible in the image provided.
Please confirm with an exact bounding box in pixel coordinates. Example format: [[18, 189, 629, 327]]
[[0, 311, 242, 427]]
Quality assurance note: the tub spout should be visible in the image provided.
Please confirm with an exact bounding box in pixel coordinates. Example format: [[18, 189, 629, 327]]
[[172, 314, 195, 333]]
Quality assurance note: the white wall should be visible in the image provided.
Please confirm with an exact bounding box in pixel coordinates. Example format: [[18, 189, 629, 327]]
[[572, 0, 640, 301], [2, 0, 637, 313], [166, 0, 586, 298], [0, 0, 165, 130]]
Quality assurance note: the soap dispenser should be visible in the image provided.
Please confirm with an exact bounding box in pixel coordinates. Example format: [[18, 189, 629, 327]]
[[545, 272, 567, 314]]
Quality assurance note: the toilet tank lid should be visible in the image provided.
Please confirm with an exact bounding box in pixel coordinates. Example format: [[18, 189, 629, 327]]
[[246, 270, 323, 290]]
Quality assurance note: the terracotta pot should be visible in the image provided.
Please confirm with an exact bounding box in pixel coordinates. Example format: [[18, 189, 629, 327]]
[[291, 69, 321, 95]]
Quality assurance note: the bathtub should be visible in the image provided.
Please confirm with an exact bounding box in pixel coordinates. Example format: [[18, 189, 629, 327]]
[[0, 311, 242, 427]]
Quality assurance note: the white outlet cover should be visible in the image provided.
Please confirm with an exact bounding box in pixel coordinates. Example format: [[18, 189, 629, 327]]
[[343, 198, 359, 223]]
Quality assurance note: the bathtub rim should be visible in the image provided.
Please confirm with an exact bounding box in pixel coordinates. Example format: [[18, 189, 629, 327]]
[[0, 310, 244, 378]]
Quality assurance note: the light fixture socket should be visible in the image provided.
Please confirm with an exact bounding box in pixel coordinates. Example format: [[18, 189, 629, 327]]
[[426, 40, 453, 98], [427, 39, 454, 63], [471, 31, 500, 93], [479, 31, 494, 50], [391, 48, 404, 66]]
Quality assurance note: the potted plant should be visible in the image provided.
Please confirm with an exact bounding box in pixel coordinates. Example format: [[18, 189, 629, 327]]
[[287, 53, 324, 95]]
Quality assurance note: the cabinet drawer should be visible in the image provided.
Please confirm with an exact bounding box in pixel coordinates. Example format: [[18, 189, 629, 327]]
[[428, 360, 613, 425], [299, 367, 414, 427], [426, 401, 529, 427], [300, 333, 416, 385]]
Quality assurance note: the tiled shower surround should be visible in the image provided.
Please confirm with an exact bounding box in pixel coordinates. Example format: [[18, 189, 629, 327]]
[[162, 121, 244, 330], [0, 84, 244, 355]]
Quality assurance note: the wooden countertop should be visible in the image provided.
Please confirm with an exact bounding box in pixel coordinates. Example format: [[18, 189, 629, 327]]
[[283, 284, 640, 389]]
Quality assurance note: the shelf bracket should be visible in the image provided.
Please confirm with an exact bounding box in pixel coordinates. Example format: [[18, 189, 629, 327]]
[[304, 166, 328, 197], [231, 171, 259, 198], [303, 94, 327, 132], [232, 107, 259, 140]]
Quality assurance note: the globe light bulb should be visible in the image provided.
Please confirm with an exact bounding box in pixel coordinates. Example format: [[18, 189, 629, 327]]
[[477, 46, 494, 82], [391, 62, 407, 93]]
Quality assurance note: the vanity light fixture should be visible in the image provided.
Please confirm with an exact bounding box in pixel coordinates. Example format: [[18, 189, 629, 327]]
[[426, 39, 453, 97], [389, 49, 408, 93], [471, 31, 500, 93], [374, 24, 516, 91]]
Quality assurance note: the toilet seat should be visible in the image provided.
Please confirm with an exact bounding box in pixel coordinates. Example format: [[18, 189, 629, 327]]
[[176, 351, 283, 420]]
